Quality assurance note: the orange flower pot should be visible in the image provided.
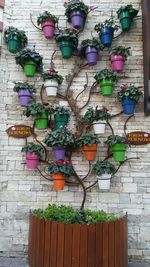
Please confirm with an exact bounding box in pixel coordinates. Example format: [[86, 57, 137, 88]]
[[82, 144, 97, 161], [51, 172, 65, 191]]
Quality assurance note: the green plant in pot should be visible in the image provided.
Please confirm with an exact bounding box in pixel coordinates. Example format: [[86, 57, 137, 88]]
[[64, 0, 89, 30], [37, 11, 58, 39], [55, 28, 78, 59], [105, 135, 127, 162], [83, 106, 111, 134], [94, 68, 118, 96], [4, 26, 28, 53], [76, 134, 100, 161], [92, 160, 116, 190], [52, 106, 70, 129], [21, 143, 45, 169], [80, 37, 103, 66], [41, 68, 63, 97], [48, 160, 74, 190], [117, 5, 138, 32], [44, 128, 74, 160], [13, 82, 36, 107], [15, 47, 43, 77], [110, 46, 131, 72], [117, 84, 143, 115], [94, 16, 119, 47], [23, 102, 51, 130]]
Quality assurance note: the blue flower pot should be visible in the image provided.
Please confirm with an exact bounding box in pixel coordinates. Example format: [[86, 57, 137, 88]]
[[99, 27, 114, 47], [121, 98, 137, 114]]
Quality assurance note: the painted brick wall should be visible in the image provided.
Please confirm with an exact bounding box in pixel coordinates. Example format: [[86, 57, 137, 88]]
[[1, 0, 149, 261]]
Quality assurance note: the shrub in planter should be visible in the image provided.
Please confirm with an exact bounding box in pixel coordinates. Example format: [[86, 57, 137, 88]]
[[41, 68, 63, 96], [117, 5, 138, 32], [76, 134, 100, 161], [55, 28, 78, 59], [13, 82, 36, 107], [94, 68, 118, 96], [64, 0, 89, 30], [4, 26, 28, 53], [15, 48, 43, 77], [80, 38, 103, 65], [117, 84, 143, 115], [37, 11, 58, 39], [44, 128, 74, 160], [110, 46, 130, 72], [94, 16, 119, 47], [23, 102, 51, 130], [48, 160, 74, 190], [83, 106, 111, 134], [92, 160, 116, 190], [105, 135, 127, 162], [52, 106, 70, 129], [21, 143, 44, 169]]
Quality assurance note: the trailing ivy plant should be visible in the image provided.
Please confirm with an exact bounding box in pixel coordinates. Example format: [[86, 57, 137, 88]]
[[76, 134, 100, 146], [83, 106, 111, 123], [110, 46, 131, 60], [49, 160, 74, 176], [4, 26, 28, 49], [94, 17, 119, 32], [92, 160, 116, 175], [105, 135, 126, 147], [23, 102, 51, 117], [64, 0, 89, 22], [41, 68, 63, 85], [52, 106, 70, 117], [117, 84, 143, 102], [15, 48, 43, 71], [37, 11, 58, 25], [80, 37, 103, 51], [21, 143, 44, 157], [44, 128, 75, 147], [117, 5, 138, 18], [94, 68, 118, 82], [13, 82, 36, 94], [55, 28, 78, 49]]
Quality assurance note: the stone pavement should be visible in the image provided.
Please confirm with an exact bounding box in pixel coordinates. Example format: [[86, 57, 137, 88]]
[[0, 258, 150, 267]]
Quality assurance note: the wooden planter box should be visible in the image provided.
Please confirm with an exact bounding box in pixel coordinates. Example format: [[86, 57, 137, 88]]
[[28, 214, 128, 267]]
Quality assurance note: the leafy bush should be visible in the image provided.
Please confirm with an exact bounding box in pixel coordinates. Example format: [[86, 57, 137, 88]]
[[15, 48, 43, 70], [105, 135, 126, 147], [4, 26, 28, 48], [41, 68, 63, 85], [33, 204, 117, 224], [118, 84, 143, 102], [94, 68, 118, 82], [64, 0, 89, 22], [83, 106, 111, 123], [110, 46, 130, 60], [21, 143, 44, 157], [117, 5, 138, 18], [44, 128, 74, 147], [92, 160, 116, 175], [55, 28, 78, 49], [49, 160, 74, 176], [13, 82, 36, 93], [37, 11, 58, 25], [76, 134, 100, 146], [23, 102, 51, 117]]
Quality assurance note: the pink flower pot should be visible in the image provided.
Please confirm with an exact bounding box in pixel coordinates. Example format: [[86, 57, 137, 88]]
[[25, 152, 40, 169], [41, 21, 55, 39], [110, 54, 125, 72]]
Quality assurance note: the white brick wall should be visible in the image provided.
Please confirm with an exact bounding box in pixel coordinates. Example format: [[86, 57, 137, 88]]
[[1, 0, 149, 261]]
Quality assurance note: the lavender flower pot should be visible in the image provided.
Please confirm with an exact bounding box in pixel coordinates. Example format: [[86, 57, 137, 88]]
[[70, 10, 85, 30], [18, 89, 32, 107], [85, 46, 99, 66], [52, 146, 66, 160]]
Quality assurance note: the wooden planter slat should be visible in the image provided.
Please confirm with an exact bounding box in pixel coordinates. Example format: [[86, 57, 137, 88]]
[[28, 214, 128, 267], [72, 224, 80, 267], [57, 223, 65, 267]]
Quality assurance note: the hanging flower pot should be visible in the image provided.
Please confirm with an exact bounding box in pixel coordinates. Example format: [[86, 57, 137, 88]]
[[18, 89, 32, 107], [93, 121, 106, 134], [97, 173, 111, 190], [35, 112, 48, 130], [117, 5, 138, 32], [4, 26, 28, 53], [25, 152, 40, 169], [111, 143, 127, 162], [82, 144, 97, 161], [7, 36, 21, 53], [121, 98, 136, 114], [24, 61, 37, 77], [37, 11, 58, 39], [70, 10, 85, 29], [52, 146, 66, 160], [85, 46, 99, 66], [54, 114, 69, 129], [99, 79, 114, 96], [110, 54, 125, 72], [76, 134, 100, 161], [44, 80, 59, 96], [51, 172, 65, 191], [42, 68, 63, 96], [99, 27, 114, 47], [59, 40, 73, 59]]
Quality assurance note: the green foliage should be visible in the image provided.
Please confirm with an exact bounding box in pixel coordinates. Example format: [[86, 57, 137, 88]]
[[23, 102, 51, 117], [4, 26, 28, 48], [33, 204, 117, 224], [76, 134, 100, 146], [83, 106, 111, 123], [80, 37, 103, 51], [13, 82, 36, 94], [15, 48, 43, 70], [21, 143, 44, 157], [55, 28, 78, 49], [94, 68, 118, 82], [44, 128, 74, 147], [94, 17, 119, 32], [105, 135, 126, 147], [41, 69, 63, 85], [37, 11, 58, 25], [64, 0, 89, 22], [49, 160, 74, 176], [92, 160, 116, 175], [118, 85, 143, 102], [117, 5, 138, 18], [52, 106, 70, 117], [111, 46, 131, 60]]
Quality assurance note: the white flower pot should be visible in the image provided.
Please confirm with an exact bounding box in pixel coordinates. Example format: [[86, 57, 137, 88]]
[[97, 173, 111, 190], [93, 120, 106, 134], [44, 80, 58, 96]]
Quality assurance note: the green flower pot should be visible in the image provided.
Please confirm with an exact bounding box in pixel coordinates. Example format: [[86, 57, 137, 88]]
[[24, 61, 37, 77], [35, 112, 48, 130], [54, 114, 69, 129], [99, 79, 114, 96], [118, 11, 133, 31], [59, 40, 73, 59], [111, 143, 127, 162], [7, 36, 20, 53]]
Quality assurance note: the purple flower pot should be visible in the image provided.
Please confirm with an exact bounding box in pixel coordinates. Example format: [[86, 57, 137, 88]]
[[18, 89, 32, 107], [70, 10, 85, 30], [85, 46, 99, 66], [52, 146, 66, 160]]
